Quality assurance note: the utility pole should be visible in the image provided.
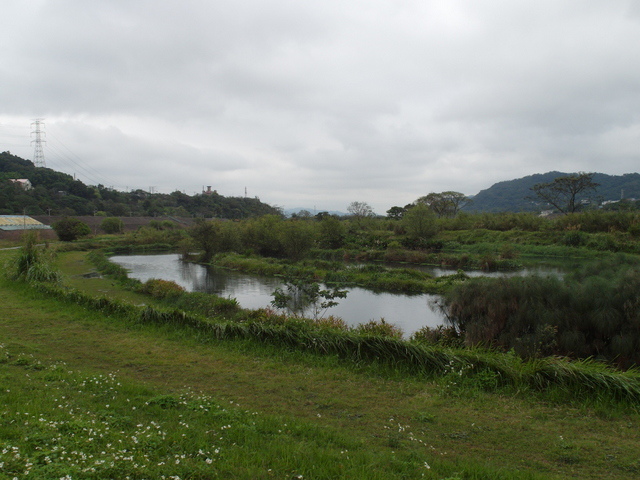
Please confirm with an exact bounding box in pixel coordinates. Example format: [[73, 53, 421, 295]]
[[31, 118, 46, 168]]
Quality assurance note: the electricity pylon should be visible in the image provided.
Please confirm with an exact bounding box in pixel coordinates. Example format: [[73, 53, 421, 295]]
[[31, 118, 46, 167]]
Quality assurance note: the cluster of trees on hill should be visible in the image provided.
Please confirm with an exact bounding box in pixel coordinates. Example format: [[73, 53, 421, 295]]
[[0, 151, 279, 218]]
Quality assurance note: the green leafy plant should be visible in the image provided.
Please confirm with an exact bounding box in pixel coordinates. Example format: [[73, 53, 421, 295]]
[[271, 278, 347, 320]]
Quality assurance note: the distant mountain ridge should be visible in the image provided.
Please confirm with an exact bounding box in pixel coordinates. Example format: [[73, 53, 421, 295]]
[[467, 172, 640, 213]]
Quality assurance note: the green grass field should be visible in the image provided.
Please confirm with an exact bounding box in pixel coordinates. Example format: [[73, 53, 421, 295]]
[[1, 248, 639, 479]]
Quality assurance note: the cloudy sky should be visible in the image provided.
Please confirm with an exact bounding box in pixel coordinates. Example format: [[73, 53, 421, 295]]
[[1, 1, 640, 213]]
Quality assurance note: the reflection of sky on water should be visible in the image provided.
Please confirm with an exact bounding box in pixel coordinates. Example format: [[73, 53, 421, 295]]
[[110, 254, 565, 337], [111, 254, 445, 336]]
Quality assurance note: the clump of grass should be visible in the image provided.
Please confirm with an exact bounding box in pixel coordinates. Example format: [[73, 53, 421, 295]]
[[411, 325, 463, 347], [314, 315, 349, 331], [137, 278, 186, 299], [3, 231, 61, 284], [355, 319, 404, 339], [170, 291, 241, 317]]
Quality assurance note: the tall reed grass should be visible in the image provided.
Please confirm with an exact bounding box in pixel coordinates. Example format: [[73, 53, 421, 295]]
[[441, 256, 640, 368]]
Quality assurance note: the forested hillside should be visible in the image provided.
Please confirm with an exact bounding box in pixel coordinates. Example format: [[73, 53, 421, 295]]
[[0, 151, 280, 218], [468, 171, 640, 212]]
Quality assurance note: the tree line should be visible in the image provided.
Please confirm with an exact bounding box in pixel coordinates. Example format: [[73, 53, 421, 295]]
[[0, 151, 279, 219]]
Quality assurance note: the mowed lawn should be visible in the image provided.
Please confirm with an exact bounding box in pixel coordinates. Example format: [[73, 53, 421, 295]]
[[0, 248, 638, 479]]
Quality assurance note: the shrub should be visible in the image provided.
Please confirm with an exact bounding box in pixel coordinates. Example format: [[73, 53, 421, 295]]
[[440, 264, 640, 367], [6, 231, 60, 284], [280, 220, 315, 260], [318, 215, 346, 249], [314, 315, 349, 331], [52, 217, 91, 241], [25, 261, 61, 284], [147, 220, 178, 230], [171, 291, 240, 317], [139, 279, 185, 299], [562, 230, 587, 247], [13, 231, 41, 278], [402, 204, 438, 241], [355, 319, 403, 339], [101, 217, 124, 234], [411, 325, 463, 347]]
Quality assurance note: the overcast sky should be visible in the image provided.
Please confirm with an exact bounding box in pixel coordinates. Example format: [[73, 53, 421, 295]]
[[1, 1, 639, 213]]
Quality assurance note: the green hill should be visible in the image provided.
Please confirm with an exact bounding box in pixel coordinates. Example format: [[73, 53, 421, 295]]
[[0, 151, 280, 218], [468, 171, 640, 212]]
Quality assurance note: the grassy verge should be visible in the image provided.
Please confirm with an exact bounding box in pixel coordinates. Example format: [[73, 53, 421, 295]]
[[2, 277, 640, 479]]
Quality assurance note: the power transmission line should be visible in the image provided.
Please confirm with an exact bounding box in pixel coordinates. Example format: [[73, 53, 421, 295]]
[[45, 132, 128, 191]]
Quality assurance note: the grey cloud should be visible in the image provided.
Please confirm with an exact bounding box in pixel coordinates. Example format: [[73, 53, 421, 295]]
[[1, 0, 639, 212]]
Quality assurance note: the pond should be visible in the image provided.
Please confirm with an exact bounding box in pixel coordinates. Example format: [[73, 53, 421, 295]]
[[110, 254, 446, 337], [110, 254, 568, 337]]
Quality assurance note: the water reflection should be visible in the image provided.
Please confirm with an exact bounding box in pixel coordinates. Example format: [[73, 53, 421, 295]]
[[381, 262, 566, 279], [110, 254, 445, 336]]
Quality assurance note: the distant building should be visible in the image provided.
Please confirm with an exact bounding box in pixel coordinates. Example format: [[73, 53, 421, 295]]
[[203, 186, 217, 195], [9, 179, 32, 190], [0, 215, 51, 231]]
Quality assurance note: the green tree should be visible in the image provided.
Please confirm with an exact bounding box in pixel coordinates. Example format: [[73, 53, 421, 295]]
[[280, 220, 315, 260], [52, 217, 91, 241], [386, 206, 406, 220], [416, 191, 471, 218], [347, 201, 375, 229], [271, 279, 347, 319], [402, 204, 438, 240], [189, 220, 222, 262], [318, 215, 346, 249], [531, 172, 599, 214], [242, 215, 284, 257]]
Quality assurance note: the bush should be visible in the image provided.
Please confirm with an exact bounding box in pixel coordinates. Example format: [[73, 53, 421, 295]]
[[138, 279, 185, 299], [6, 231, 60, 284], [563, 230, 587, 247], [52, 217, 91, 241], [101, 217, 124, 234], [355, 319, 403, 339], [402, 204, 438, 241], [440, 263, 640, 367], [280, 220, 315, 260], [411, 325, 463, 347]]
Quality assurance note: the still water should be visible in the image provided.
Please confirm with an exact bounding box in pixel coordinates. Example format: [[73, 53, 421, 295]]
[[110, 254, 446, 336]]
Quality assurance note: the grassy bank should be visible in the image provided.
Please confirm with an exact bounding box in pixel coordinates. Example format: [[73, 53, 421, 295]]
[[1, 276, 639, 479]]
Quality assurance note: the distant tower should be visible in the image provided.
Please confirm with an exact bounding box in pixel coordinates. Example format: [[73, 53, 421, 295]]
[[31, 118, 46, 168]]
